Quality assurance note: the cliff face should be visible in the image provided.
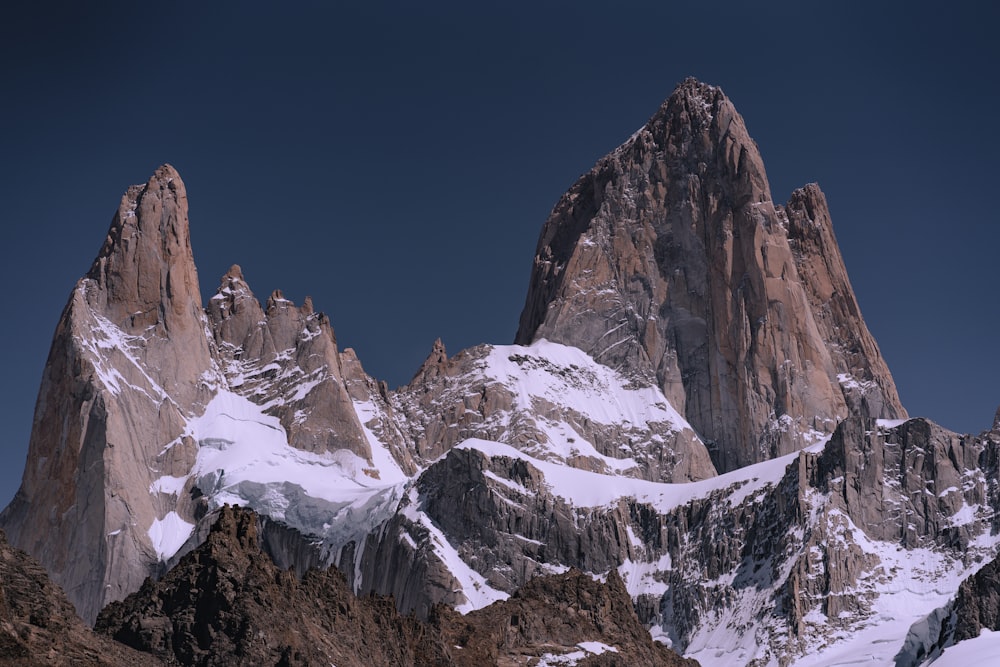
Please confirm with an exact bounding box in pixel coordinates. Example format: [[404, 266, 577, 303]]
[[0, 526, 163, 666], [340, 417, 1000, 665], [96, 505, 694, 667], [0, 166, 214, 624], [516, 78, 905, 472], [7, 78, 992, 666]]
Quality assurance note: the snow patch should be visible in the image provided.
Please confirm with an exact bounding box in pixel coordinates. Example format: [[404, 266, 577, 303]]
[[147, 512, 194, 561], [929, 629, 1000, 666], [456, 436, 826, 513]]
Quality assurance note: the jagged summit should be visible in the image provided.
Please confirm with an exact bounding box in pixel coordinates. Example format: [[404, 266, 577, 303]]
[[13, 82, 1000, 667], [86, 163, 202, 333], [223, 263, 244, 280], [516, 78, 905, 473], [647, 77, 771, 205]]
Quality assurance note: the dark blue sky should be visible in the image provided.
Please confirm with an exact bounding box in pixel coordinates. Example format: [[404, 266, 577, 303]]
[[2, 2, 997, 505]]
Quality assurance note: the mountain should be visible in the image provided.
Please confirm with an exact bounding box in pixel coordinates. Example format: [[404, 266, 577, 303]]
[[3, 78, 997, 665], [0, 166, 215, 623], [516, 78, 905, 473], [96, 504, 694, 666]]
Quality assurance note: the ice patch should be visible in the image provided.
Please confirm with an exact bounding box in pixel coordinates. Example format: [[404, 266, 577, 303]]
[[147, 511, 194, 561], [149, 475, 187, 496], [577, 641, 618, 654], [151, 390, 407, 559], [929, 629, 1000, 665]]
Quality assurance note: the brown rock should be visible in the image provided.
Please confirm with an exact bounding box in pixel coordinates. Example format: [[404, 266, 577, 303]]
[[96, 506, 448, 667], [515, 78, 905, 473], [206, 269, 371, 459], [0, 528, 163, 666], [0, 165, 213, 623], [436, 568, 698, 666]]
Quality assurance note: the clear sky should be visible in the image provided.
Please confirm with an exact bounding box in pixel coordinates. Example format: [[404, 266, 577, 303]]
[[1, 2, 997, 507]]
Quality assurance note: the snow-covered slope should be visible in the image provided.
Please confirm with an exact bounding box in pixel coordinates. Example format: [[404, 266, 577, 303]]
[[391, 339, 718, 483], [12, 266, 1000, 666], [3, 84, 996, 666]]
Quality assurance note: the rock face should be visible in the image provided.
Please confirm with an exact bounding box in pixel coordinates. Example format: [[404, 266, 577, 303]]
[[5, 78, 992, 667], [392, 339, 717, 482], [948, 552, 1000, 644], [97, 505, 695, 667], [0, 165, 215, 624], [339, 417, 1000, 665], [515, 78, 905, 472], [892, 419, 1000, 665], [0, 528, 162, 666], [95, 505, 446, 667], [206, 265, 371, 458], [0, 166, 385, 624], [433, 567, 699, 666]]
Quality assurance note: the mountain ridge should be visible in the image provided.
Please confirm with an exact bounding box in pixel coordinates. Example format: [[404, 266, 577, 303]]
[[3, 78, 995, 666]]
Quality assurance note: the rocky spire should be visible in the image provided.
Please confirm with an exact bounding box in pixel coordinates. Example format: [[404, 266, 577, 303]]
[[516, 78, 905, 472], [0, 166, 214, 624], [206, 269, 372, 459], [87, 164, 203, 332], [1, 165, 398, 624]]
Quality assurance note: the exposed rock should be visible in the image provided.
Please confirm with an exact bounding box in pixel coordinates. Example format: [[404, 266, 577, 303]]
[[393, 339, 716, 483], [434, 568, 698, 666], [339, 346, 419, 477], [0, 528, 162, 666], [95, 505, 449, 667], [0, 165, 214, 623], [97, 506, 695, 667], [345, 417, 1000, 665], [896, 425, 1000, 665], [515, 78, 905, 472], [947, 553, 1000, 646], [206, 267, 371, 459]]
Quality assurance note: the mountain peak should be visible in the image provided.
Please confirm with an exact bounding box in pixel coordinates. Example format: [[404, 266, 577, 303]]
[[85, 164, 201, 333], [224, 263, 244, 281], [664, 77, 723, 114], [516, 79, 904, 472]]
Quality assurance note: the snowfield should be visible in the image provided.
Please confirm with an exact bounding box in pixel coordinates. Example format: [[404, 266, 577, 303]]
[[137, 339, 999, 667]]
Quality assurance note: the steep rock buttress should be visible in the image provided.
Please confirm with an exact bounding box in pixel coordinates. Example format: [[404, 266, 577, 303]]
[[0, 166, 380, 624], [515, 78, 905, 472]]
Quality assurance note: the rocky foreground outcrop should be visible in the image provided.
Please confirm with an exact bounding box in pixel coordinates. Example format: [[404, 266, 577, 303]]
[[516, 78, 905, 473], [0, 528, 162, 666], [97, 505, 695, 666]]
